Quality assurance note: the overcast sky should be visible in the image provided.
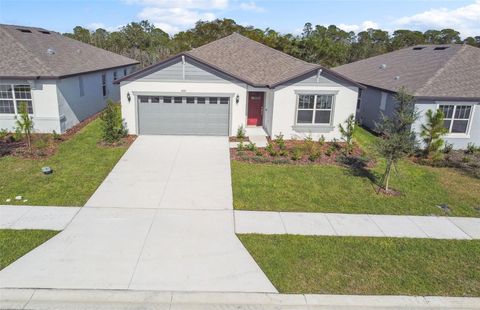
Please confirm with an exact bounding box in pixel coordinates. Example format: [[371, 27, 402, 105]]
[[1, 0, 479, 37]]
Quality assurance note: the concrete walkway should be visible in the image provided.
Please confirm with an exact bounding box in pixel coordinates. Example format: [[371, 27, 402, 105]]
[[0, 136, 276, 293], [235, 211, 480, 239], [2, 288, 480, 310], [0, 206, 80, 230]]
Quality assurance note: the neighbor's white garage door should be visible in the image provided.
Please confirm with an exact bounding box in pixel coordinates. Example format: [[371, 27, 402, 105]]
[[137, 95, 230, 135]]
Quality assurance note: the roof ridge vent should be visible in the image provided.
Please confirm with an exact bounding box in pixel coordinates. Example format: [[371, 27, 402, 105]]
[[413, 46, 425, 50], [39, 30, 51, 34], [434, 46, 449, 50], [17, 28, 32, 33]]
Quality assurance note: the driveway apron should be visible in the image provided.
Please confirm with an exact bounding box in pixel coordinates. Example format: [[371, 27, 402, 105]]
[[0, 136, 277, 292]]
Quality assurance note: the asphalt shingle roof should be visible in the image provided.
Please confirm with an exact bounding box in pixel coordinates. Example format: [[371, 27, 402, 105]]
[[333, 44, 480, 99], [0, 24, 138, 79], [185, 33, 321, 86]]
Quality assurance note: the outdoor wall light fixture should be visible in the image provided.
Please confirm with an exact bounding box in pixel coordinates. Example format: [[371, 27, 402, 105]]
[[127, 92, 131, 102], [235, 94, 239, 104]]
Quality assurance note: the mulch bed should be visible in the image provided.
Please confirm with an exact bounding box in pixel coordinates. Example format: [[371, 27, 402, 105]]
[[230, 140, 374, 168], [413, 150, 480, 178], [97, 135, 137, 148]]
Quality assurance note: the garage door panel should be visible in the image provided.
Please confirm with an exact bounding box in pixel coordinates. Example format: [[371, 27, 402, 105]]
[[138, 95, 229, 135]]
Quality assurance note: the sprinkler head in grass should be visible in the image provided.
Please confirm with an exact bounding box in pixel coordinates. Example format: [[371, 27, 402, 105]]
[[42, 166, 53, 175]]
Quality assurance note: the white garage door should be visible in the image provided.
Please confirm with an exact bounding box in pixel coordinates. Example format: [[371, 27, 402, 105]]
[[137, 95, 230, 135]]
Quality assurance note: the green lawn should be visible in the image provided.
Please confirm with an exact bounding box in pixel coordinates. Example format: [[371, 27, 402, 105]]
[[0, 119, 130, 206], [239, 234, 480, 296], [0, 229, 58, 270], [232, 128, 480, 217]]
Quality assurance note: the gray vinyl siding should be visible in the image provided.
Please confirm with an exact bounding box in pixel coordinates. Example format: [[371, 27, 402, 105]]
[[357, 87, 396, 131], [281, 71, 347, 88], [136, 58, 236, 83]]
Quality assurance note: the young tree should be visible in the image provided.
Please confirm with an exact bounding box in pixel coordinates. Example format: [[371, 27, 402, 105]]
[[338, 114, 355, 154], [100, 100, 127, 143], [15, 102, 34, 151], [420, 109, 448, 158], [375, 88, 418, 192]]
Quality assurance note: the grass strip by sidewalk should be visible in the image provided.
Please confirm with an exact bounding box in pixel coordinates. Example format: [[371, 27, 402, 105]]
[[0, 229, 58, 270], [239, 234, 480, 296], [0, 119, 130, 206]]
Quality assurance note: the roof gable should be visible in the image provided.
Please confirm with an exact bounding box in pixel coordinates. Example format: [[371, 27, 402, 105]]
[[0, 24, 139, 79], [333, 44, 480, 99]]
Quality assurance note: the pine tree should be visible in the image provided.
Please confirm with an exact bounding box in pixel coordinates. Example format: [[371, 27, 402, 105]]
[[420, 109, 448, 158], [375, 87, 418, 192]]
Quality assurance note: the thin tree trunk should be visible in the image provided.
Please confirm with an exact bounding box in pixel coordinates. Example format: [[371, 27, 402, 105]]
[[384, 159, 391, 191]]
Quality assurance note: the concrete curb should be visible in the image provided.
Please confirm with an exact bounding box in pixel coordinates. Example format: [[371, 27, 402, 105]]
[[1, 289, 479, 309]]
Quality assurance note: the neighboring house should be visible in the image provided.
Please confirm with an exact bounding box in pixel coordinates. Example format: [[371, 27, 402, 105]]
[[0, 24, 138, 133], [116, 33, 362, 139], [333, 44, 480, 149]]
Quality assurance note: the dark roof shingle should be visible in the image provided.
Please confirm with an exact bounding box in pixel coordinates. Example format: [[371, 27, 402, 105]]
[[332, 44, 480, 99], [0, 24, 139, 79], [185, 33, 321, 86]]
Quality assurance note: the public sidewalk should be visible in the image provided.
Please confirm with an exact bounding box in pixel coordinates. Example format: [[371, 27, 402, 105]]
[[235, 210, 480, 239], [2, 288, 479, 310], [0, 206, 80, 230]]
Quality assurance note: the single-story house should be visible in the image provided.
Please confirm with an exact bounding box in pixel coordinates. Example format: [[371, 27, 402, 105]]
[[333, 44, 480, 149], [0, 24, 138, 133], [116, 33, 362, 139]]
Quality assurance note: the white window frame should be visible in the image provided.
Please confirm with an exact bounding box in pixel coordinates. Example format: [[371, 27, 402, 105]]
[[437, 103, 475, 137], [0, 84, 34, 115], [379, 92, 387, 111], [295, 93, 335, 126]]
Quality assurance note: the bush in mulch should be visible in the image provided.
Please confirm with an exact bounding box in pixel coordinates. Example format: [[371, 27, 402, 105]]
[[414, 149, 480, 178]]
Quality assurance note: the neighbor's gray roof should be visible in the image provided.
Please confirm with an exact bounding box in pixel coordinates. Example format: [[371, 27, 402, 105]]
[[117, 33, 361, 88], [0, 24, 138, 79], [333, 44, 480, 99]]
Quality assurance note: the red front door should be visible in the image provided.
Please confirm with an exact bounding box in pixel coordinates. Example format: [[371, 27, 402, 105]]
[[247, 92, 264, 126]]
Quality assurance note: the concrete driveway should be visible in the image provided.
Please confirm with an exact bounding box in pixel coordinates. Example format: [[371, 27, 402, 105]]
[[0, 136, 276, 292]]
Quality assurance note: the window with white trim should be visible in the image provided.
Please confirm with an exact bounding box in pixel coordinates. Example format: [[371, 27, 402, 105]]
[[296, 94, 333, 125], [0, 84, 33, 114], [439, 104, 472, 134]]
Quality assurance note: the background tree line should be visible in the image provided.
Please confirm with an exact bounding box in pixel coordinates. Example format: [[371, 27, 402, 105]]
[[64, 19, 480, 68]]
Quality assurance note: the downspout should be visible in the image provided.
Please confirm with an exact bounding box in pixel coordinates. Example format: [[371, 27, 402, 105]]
[[181, 55, 186, 80], [316, 68, 323, 83]]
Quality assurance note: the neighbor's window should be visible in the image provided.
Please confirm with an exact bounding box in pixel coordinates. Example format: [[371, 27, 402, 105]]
[[297, 94, 333, 125], [439, 104, 472, 134], [0, 84, 33, 114], [113, 71, 117, 81], [356, 88, 363, 110], [123, 69, 127, 76], [101, 73, 107, 96]]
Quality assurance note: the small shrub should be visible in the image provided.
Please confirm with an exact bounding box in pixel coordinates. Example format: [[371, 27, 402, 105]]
[[266, 143, 278, 157], [246, 142, 257, 152], [308, 151, 320, 162], [466, 143, 478, 154], [237, 141, 245, 151], [326, 145, 335, 156], [462, 156, 471, 163], [332, 138, 341, 150], [279, 149, 288, 157], [236, 125, 246, 139], [15, 102, 34, 150], [251, 156, 268, 163], [338, 114, 355, 154], [52, 130, 62, 141], [0, 128, 8, 140], [100, 100, 127, 143], [291, 147, 302, 161], [271, 158, 290, 164], [304, 136, 317, 156], [255, 150, 263, 156], [443, 142, 453, 154], [33, 136, 50, 155], [274, 133, 286, 150], [318, 134, 325, 146]]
